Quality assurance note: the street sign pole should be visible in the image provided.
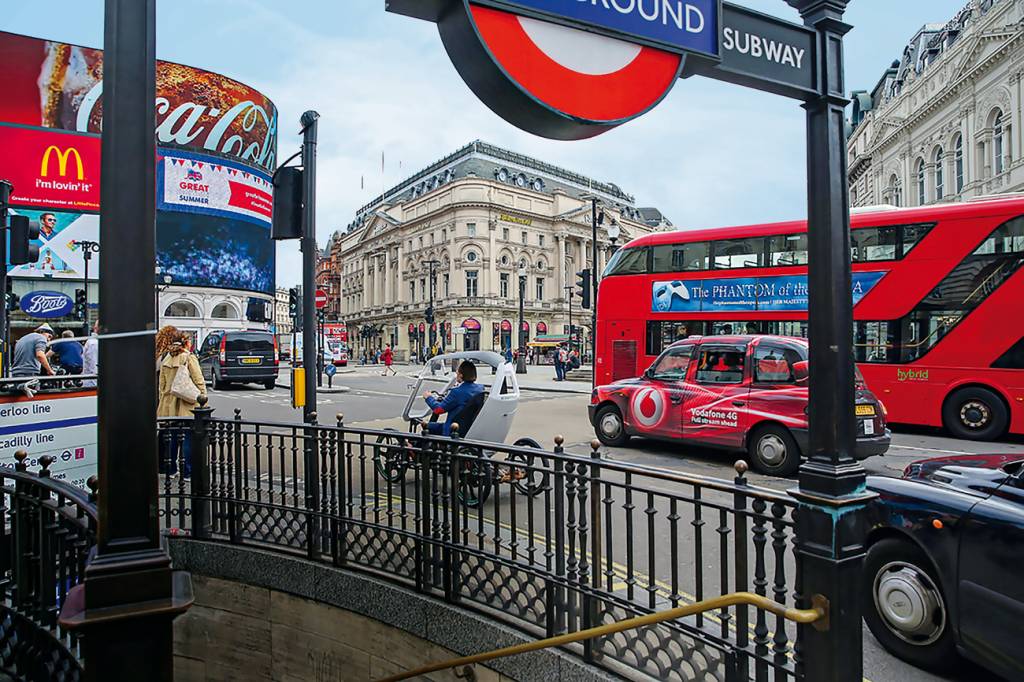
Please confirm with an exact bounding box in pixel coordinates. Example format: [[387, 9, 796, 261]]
[[784, 3, 872, 682], [0, 181, 10, 377], [58, 1, 191, 679]]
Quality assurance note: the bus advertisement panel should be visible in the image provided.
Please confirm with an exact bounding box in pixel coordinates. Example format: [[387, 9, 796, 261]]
[[595, 198, 1024, 441]]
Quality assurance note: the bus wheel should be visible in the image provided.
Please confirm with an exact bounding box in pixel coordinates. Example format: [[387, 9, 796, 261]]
[[748, 425, 800, 477], [942, 387, 1008, 441], [595, 405, 630, 447]]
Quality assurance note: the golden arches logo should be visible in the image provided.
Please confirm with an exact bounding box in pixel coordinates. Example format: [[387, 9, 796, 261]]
[[40, 145, 85, 180]]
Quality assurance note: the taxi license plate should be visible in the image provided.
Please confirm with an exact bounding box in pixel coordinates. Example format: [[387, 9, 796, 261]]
[[240, 357, 262, 365], [855, 404, 875, 417]]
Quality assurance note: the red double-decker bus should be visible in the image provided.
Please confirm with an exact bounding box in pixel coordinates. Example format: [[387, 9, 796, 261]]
[[595, 196, 1024, 440]]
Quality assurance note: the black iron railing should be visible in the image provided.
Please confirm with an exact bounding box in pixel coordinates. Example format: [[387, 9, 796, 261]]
[[0, 452, 97, 681], [158, 408, 806, 682]]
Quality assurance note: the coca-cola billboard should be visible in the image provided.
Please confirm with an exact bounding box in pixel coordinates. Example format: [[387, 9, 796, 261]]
[[0, 30, 277, 172]]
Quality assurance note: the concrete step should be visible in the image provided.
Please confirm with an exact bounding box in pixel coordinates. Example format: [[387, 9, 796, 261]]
[[564, 368, 593, 381]]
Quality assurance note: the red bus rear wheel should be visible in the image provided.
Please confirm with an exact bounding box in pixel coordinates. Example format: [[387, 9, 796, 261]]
[[942, 386, 1008, 441]]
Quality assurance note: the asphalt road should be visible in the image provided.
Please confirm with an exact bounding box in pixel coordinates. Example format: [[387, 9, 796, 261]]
[[204, 367, 1024, 682]]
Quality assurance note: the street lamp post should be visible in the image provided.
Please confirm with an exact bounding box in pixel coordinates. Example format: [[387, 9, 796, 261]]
[[516, 264, 527, 374], [563, 285, 574, 354], [424, 259, 439, 352], [79, 240, 100, 336]]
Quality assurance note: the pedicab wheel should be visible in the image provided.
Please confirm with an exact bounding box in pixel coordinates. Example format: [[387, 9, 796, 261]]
[[373, 429, 410, 483], [456, 446, 493, 508], [508, 437, 550, 497]]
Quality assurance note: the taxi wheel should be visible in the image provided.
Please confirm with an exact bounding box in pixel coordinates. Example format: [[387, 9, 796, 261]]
[[594, 405, 630, 447], [942, 387, 1008, 441], [747, 425, 800, 476], [863, 538, 958, 671]]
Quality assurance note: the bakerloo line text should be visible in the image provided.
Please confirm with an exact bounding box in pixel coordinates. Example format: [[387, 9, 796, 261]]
[[577, 0, 708, 33]]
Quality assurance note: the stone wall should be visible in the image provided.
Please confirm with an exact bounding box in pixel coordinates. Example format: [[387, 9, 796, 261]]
[[175, 574, 508, 681], [168, 538, 616, 682]]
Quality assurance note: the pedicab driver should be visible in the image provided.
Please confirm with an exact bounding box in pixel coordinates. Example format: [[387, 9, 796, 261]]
[[421, 360, 483, 436]]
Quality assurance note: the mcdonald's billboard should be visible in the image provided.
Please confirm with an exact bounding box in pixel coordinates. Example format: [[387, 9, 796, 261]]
[[0, 124, 100, 211]]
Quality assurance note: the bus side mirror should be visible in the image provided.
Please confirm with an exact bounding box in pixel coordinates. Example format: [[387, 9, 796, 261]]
[[793, 361, 809, 385]]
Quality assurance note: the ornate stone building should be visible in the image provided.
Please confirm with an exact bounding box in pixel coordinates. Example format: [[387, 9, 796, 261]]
[[847, 0, 1024, 207], [273, 287, 293, 336], [330, 141, 671, 361]]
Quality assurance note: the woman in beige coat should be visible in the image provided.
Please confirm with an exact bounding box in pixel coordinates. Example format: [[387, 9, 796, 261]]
[[157, 329, 206, 477]]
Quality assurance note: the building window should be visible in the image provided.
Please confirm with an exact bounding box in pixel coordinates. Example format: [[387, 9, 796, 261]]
[[994, 110, 1005, 175], [430, 232, 435, 245], [418, 236, 423, 249], [466, 270, 478, 297], [502, 227, 510, 241], [443, 273, 450, 297], [441, 228, 447, 242], [916, 158, 926, 205], [467, 222, 477, 237], [888, 174, 902, 207], [521, 230, 528, 244], [500, 272, 510, 298], [955, 135, 964, 192], [934, 147, 944, 200], [165, 300, 199, 317], [535, 277, 544, 301], [538, 234, 545, 247], [410, 281, 415, 302], [420, 278, 426, 301], [211, 303, 239, 320]]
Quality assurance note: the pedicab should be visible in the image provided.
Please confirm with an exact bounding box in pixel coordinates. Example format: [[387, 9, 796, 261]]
[[372, 351, 549, 506]]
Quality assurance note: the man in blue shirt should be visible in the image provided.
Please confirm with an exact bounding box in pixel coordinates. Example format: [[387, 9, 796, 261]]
[[422, 360, 483, 436], [50, 330, 84, 374]]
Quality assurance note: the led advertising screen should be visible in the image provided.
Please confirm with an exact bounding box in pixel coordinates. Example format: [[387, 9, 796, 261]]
[[0, 31, 277, 172], [5, 208, 100, 280], [1, 31, 278, 297], [157, 212, 275, 295]]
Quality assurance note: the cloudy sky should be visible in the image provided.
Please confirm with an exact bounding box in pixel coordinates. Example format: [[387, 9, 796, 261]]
[[6, 1, 970, 287]]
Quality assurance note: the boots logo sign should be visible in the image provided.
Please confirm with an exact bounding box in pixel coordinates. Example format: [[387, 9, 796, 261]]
[[387, 1, 818, 139], [20, 291, 74, 319]]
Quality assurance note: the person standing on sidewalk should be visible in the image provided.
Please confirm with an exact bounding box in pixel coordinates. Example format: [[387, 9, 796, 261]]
[[381, 344, 396, 376], [157, 330, 206, 478], [82, 321, 99, 387], [554, 343, 567, 381]]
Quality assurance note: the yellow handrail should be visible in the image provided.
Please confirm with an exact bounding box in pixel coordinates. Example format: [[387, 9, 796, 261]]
[[375, 591, 828, 682]]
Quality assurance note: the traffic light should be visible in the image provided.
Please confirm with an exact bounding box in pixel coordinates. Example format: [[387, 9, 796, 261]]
[[575, 269, 591, 309], [425, 305, 434, 325], [4, 279, 18, 312], [9, 215, 40, 265], [74, 288, 87, 320], [288, 287, 299, 318]]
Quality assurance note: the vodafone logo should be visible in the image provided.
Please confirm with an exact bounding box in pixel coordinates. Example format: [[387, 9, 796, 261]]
[[631, 387, 666, 429]]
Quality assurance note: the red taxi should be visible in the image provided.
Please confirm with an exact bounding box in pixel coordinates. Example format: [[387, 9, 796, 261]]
[[588, 335, 891, 475]]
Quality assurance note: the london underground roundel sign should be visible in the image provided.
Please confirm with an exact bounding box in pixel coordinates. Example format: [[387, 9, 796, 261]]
[[388, 0, 720, 140]]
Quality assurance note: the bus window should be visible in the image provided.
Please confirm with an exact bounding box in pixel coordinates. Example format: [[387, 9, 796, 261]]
[[652, 242, 709, 272], [646, 321, 696, 356], [851, 226, 898, 262], [767, 234, 808, 266], [899, 223, 935, 257], [972, 216, 1024, 255], [605, 246, 649, 276], [713, 238, 765, 269], [855, 321, 893, 363]]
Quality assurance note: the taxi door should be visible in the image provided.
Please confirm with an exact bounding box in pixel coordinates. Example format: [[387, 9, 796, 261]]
[[628, 343, 693, 441], [681, 342, 750, 448]]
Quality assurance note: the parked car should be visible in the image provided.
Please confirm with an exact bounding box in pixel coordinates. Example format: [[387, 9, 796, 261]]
[[864, 454, 1024, 680], [588, 335, 890, 475], [197, 330, 279, 390]]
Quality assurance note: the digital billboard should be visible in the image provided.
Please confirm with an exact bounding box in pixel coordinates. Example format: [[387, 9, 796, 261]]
[[0, 31, 277, 172], [1, 31, 277, 298]]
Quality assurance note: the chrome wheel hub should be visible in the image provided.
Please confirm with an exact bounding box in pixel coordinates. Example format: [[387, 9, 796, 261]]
[[600, 413, 622, 439], [959, 400, 990, 429], [874, 561, 946, 646], [756, 434, 787, 466]]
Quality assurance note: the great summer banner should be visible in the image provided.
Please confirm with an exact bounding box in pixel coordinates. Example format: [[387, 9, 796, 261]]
[[158, 150, 273, 227], [652, 272, 887, 313]]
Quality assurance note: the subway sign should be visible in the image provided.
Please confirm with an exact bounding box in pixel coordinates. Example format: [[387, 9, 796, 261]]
[[387, 0, 817, 139]]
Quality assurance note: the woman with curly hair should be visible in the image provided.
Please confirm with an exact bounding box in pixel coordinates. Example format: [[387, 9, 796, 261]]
[[156, 327, 206, 478], [155, 325, 181, 359]]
